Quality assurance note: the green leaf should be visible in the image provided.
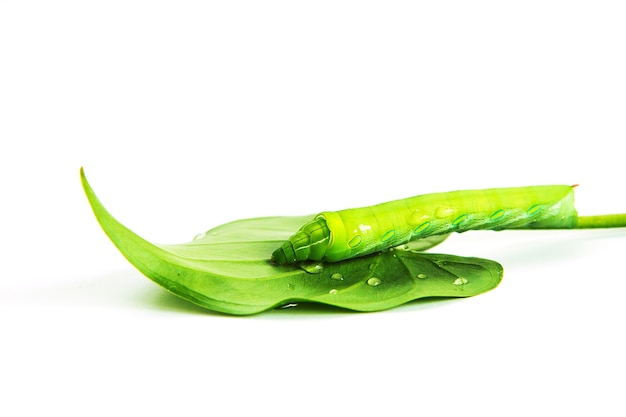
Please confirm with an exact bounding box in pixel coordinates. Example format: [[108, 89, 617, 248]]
[[81, 168, 503, 315]]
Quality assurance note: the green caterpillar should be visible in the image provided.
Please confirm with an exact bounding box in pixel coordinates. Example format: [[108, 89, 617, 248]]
[[271, 185, 625, 265]]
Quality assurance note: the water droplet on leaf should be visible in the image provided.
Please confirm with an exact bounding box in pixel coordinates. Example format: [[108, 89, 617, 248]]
[[367, 277, 382, 287], [453, 277, 468, 286], [417, 273, 428, 279], [329, 289, 338, 295], [193, 232, 206, 241], [331, 273, 343, 280], [300, 261, 324, 274]]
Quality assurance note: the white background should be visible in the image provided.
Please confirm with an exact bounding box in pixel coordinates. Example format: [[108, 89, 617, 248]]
[[1, 1, 625, 416]]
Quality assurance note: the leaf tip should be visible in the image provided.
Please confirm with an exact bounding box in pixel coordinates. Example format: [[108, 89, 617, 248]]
[[79, 166, 87, 186]]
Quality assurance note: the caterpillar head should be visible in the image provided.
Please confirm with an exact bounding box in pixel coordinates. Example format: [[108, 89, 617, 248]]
[[271, 216, 331, 265]]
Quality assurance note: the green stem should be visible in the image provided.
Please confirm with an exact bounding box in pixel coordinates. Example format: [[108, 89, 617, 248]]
[[576, 214, 626, 229]]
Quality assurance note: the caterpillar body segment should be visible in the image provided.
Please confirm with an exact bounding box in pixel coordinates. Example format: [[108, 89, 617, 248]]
[[271, 185, 579, 265]]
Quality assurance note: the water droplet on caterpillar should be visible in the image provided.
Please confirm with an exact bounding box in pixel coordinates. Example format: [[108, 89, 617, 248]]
[[367, 277, 382, 287], [417, 273, 428, 279], [328, 289, 338, 295], [300, 261, 324, 274], [410, 210, 430, 227], [330, 273, 344, 281], [453, 277, 468, 286], [435, 205, 456, 218]]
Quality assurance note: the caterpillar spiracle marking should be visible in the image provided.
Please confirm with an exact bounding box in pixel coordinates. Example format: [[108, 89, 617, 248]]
[[270, 185, 579, 265]]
